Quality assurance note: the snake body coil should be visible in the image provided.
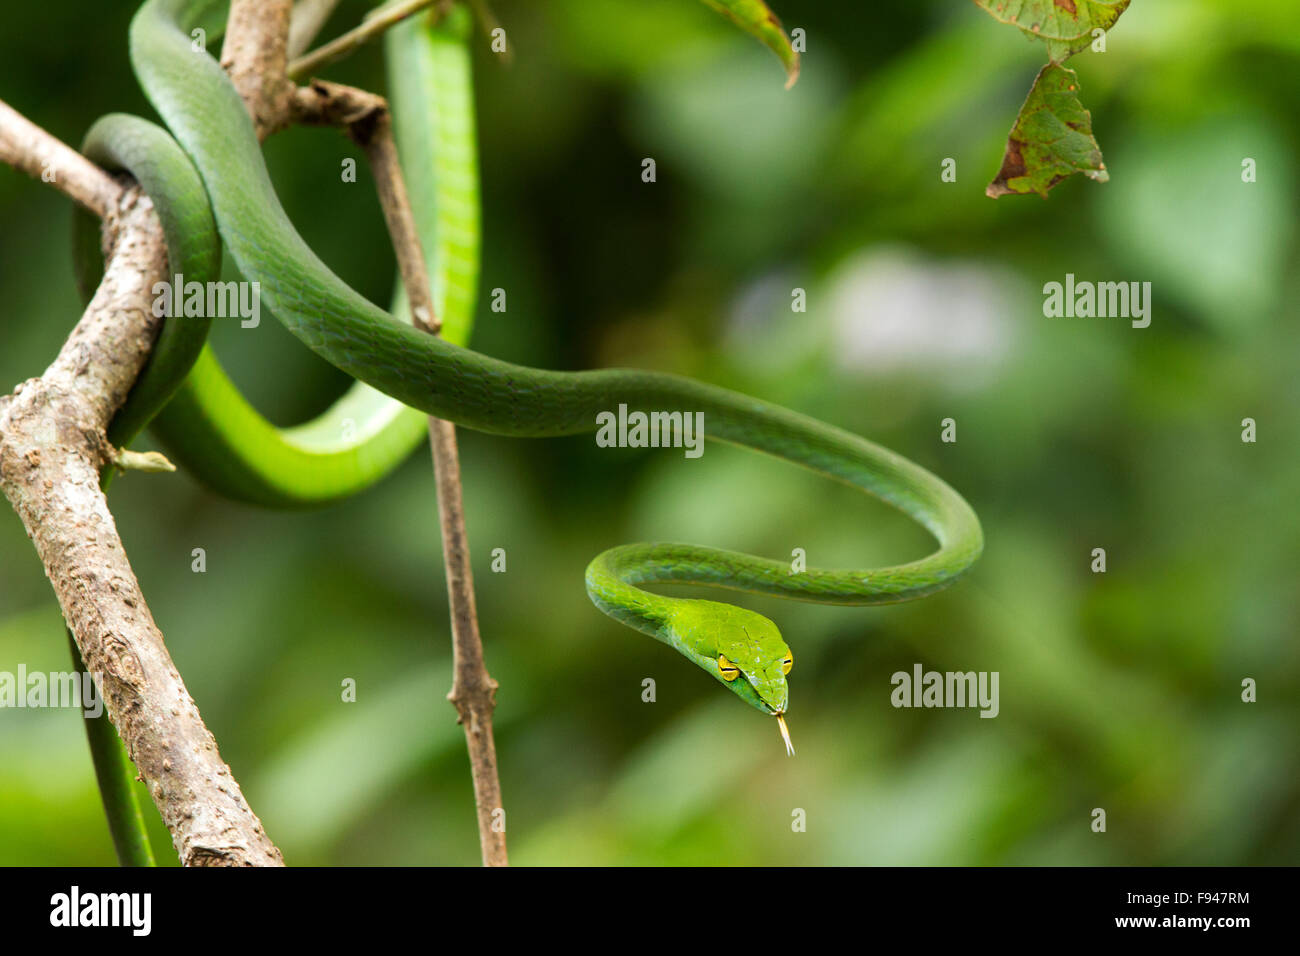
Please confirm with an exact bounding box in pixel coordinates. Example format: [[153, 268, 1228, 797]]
[[107, 0, 983, 737]]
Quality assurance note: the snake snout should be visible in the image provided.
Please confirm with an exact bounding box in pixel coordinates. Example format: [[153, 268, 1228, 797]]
[[751, 674, 787, 715]]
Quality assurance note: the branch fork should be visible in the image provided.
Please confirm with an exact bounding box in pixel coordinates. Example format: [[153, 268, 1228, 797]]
[[1, 0, 506, 866]]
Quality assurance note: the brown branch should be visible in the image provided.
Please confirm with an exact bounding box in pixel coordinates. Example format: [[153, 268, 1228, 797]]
[[0, 151, 284, 864], [428, 419, 505, 866], [3, 0, 502, 866], [0, 0, 307, 867], [289, 80, 387, 135], [266, 2, 506, 864], [220, 0, 294, 140], [355, 114, 441, 334], [290, 81, 433, 334], [358, 113, 507, 869], [0, 99, 121, 217], [290, 76, 508, 867]]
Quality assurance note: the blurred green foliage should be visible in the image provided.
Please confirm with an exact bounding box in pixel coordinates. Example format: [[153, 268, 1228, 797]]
[[1, 0, 1297, 865]]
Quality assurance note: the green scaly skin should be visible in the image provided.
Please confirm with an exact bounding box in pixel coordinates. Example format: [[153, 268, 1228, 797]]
[[68, 5, 468, 864], [78, 9, 476, 506], [115, 0, 982, 734]]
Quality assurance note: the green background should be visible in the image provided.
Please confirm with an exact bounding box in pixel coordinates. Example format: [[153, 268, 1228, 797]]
[[1, 0, 1297, 865]]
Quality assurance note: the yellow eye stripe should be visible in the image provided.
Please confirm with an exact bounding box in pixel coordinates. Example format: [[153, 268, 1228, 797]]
[[719, 652, 792, 679]]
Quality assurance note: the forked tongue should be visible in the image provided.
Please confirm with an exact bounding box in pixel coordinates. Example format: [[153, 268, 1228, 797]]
[[776, 713, 795, 757]]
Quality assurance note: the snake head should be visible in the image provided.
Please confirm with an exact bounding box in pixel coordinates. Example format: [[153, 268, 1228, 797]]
[[669, 602, 793, 716]]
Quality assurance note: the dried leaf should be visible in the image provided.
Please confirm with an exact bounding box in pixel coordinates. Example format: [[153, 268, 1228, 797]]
[[972, 0, 1130, 62], [987, 63, 1109, 198], [699, 0, 800, 87]]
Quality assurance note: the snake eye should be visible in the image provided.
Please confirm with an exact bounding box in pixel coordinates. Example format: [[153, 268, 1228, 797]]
[[718, 654, 740, 682], [781, 651, 794, 675]]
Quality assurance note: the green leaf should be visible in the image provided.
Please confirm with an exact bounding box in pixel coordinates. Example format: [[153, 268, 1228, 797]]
[[699, 0, 800, 87], [986, 63, 1108, 198], [972, 0, 1130, 62]]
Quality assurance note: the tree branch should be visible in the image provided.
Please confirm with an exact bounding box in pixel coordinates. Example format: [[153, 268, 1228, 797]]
[[0, 97, 167, 868], [288, 0, 443, 80], [220, 0, 294, 140], [3, 0, 505, 867], [0, 171, 284, 865], [288, 0, 343, 59], [428, 418, 505, 866], [0, 99, 122, 217], [290, 75, 508, 867], [359, 111, 507, 870], [249, 0, 507, 865], [0, 2, 309, 868]]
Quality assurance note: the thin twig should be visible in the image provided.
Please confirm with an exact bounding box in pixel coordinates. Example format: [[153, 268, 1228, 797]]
[[0, 99, 122, 217], [287, 0, 343, 59], [291, 77, 508, 866], [273, 7, 506, 865], [427, 419, 506, 866], [289, 79, 388, 134], [288, 0, 442, 80], [361, 115, 507, 868]]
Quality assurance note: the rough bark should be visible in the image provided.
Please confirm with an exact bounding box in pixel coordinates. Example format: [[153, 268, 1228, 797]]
[[0, 99, 119, 217], [0, 183, 284, 866], [2, 0, 506, 867], [220, 0, 295, 139]]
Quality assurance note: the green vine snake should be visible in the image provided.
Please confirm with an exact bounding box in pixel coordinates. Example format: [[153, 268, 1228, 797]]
[[83, 0, 983, 755]]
